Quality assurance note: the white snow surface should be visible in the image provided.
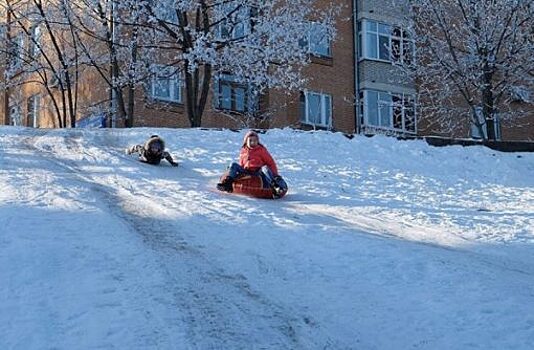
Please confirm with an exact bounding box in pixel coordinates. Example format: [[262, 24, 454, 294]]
[[1, 126, 533, 349]]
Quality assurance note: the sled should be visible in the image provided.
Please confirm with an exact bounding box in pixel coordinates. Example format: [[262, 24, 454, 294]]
[[219, 171, 288, 199]]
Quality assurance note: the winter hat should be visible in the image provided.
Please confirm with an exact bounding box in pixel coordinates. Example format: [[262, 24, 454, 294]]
[[144, 135, 165, 154], [242, 130, 259, 147]]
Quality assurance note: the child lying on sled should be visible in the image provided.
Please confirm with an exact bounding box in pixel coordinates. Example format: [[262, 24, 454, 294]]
[[126, 135, 178, 167]]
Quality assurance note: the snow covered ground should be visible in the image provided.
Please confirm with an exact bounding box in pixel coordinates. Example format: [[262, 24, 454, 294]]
[[0, 126, 533, 349]]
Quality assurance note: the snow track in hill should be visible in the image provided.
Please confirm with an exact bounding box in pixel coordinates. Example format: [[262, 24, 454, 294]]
[[1, 132, 188, 348], [16, 130, 338, 349]]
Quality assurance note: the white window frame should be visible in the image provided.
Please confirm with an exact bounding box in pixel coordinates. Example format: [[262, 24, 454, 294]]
[[214, 73, 257, 114], [12, 34, 25, 67], [159, 6, 178, 24], [361, 89, 417, 134], [300, 22, 332, 58], [9, 104, 22, 126], [494, 116, 502, 140], [301, 90, 332, 128], [150, 65, 182, 103], [29, 24, 42, 58], [215, 4, 252, 40], [471, 107, 501, 140], [308, 22, 332, 57], [358, 19, 414, 65], [27, 94, 41, 128]]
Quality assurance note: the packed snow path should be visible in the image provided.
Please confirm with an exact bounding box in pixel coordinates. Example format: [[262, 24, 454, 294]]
[[1, 127, 533, 349]]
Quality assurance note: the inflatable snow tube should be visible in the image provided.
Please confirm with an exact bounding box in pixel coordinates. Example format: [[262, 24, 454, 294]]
[[219, 171, 288, 199]]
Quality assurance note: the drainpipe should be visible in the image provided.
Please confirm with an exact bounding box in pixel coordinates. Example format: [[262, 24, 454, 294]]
[[352, 0, 361, 134]]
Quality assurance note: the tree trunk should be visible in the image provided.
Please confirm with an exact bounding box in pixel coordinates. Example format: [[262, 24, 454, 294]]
[[181, 6, 212, 128], [4, 10, 11, 125], [110, 44, 128, 126], [184, 63, 199, 127], [125, 24, 139, 128], [3, 88, 10, 126], [125, 85, 135, 128], [65, 70, 76, 128], [114, 85, 127, 127], [197, 64, 212, 124], [184, 63, 212, 128], [61, 88, 68, 128], [482, 66, 496, 140]]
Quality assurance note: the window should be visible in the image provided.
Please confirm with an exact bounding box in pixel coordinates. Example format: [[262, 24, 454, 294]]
[[403, 95, 416, 132], [215, 5, 254, 40], [509, 86, 531, 103], [9, 105, 22, 126], [361, 89, 416, 133], [27, 95, 41, 128], [11, 34, 24, 67], [300, 22, 332, 57], [29, 25, 42, 58], [300, 91, 332, 127], [214, 73, 256, 113], [358, 20, 414, 64], [150, 65, 182, 103], [471, 107, 501, 140], [76, 113, 106, 128], [158, 5, 178, 24]]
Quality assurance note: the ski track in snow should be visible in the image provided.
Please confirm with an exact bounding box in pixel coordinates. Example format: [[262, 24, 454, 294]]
[[1, 127, 533, 349]]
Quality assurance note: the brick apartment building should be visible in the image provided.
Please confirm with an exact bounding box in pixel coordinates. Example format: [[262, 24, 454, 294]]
[[1, 0, 533, 141]]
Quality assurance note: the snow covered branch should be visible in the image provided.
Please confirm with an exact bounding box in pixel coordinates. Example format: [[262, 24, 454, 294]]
[[399, 0, 534, 139]]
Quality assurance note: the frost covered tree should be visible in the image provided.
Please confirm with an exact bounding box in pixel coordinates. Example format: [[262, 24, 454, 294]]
[[1, 0, 155, 128], [146, 0, 338, 127], [401, 0, 534, 140], [69, 0, 153, 128], [1, 0, 83, 128], [1, 0, 338, 128]]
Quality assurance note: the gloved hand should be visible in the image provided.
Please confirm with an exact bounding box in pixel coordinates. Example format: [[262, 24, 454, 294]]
[[271, 176, 283, 190], [171, 162, 179, 167]]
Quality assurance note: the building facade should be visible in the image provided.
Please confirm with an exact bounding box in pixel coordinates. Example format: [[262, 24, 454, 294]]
[[1, 0, 533, 141]]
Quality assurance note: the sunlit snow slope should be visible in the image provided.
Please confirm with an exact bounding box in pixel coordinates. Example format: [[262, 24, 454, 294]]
[[1, 127, 533, 349]]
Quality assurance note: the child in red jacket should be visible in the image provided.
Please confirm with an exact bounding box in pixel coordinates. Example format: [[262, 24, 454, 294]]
[[217, 131, 286, 197]]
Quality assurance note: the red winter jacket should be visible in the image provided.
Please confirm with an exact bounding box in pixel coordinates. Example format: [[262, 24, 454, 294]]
[[239, 145, 278, 176], [238, 130, 278, 175]]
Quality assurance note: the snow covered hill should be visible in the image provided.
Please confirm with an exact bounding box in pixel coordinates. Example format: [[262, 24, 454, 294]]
[[1, 126, 533, 349]]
